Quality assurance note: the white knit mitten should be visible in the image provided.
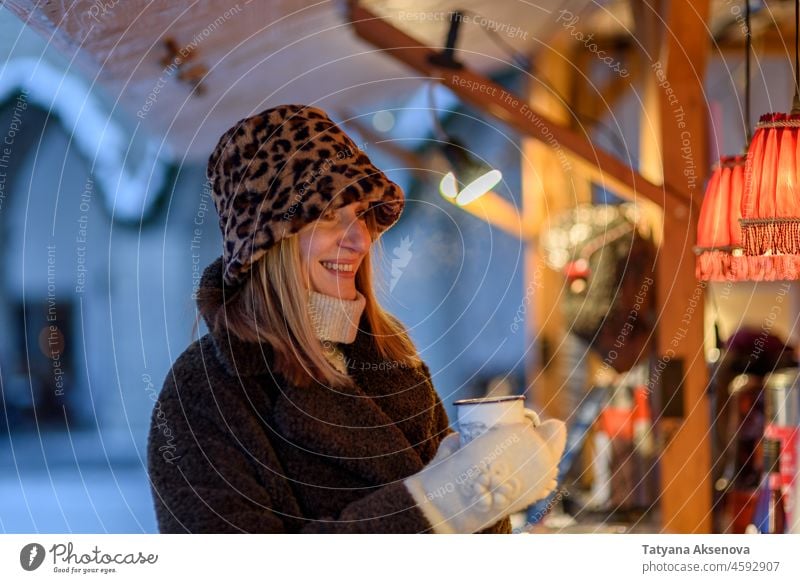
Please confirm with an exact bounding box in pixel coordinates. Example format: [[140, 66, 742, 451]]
[[405, 419, 566, 533]]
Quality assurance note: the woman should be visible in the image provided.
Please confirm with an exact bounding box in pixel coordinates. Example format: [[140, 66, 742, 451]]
[[147, 104, 566, 533]]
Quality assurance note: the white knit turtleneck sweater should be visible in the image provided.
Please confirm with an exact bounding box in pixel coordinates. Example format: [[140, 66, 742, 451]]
[[307, 289, 366, 374]]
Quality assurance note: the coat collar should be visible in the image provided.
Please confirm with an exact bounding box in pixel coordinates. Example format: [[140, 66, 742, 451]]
[[198, 256, 433, 486]]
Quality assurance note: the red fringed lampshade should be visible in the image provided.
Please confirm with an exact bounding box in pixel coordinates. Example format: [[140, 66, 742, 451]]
[[695, 155, 747, 281], [740, 112, 800, 280]]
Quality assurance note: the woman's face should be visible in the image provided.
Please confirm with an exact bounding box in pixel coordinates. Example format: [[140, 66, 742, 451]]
[[298, 200, 374, 300]]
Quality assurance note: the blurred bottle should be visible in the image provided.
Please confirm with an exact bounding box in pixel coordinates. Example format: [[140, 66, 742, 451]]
[[750, 439, 786, 534], [720, 374, 763, 533], [764, 369, 799, 527]]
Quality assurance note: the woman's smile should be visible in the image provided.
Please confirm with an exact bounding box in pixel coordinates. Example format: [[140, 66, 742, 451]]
[[320, 260, 358, 278]]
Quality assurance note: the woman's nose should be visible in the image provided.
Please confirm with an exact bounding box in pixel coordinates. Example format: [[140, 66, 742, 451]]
[[341, 216, 371, 254]]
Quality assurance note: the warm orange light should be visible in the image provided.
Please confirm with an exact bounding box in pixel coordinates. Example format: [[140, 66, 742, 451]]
[[695, 155, 746, 281], [740, 113, 800, 280]]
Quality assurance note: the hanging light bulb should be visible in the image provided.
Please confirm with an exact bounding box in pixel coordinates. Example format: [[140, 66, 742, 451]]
[[436, 134, 525, 237], [439, 171, 458, 199], [428, 80, 502, 205], [455, 169, 504, 205], [439, 139, 503, 205]]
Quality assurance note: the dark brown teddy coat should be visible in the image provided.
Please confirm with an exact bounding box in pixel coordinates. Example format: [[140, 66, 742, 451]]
[[147, 257, 511, 534]]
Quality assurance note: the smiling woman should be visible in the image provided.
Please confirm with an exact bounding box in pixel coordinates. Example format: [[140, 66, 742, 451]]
[[146, 104, 564, 534], [298, 200, 374, 301]]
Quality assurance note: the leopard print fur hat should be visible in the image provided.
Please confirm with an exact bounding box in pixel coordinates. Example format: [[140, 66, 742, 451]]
[[207, 104, 405, 286]]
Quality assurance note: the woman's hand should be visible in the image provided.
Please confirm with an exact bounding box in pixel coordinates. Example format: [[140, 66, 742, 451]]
[[404, 418, 566, 533], [430, 432, 461, 465], [429, 407, 544, 467]]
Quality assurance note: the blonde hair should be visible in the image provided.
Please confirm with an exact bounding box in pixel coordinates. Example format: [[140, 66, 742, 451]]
[[196, 220, 421, 389]]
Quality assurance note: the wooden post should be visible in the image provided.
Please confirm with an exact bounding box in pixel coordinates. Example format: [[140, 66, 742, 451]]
[[524, 44, 592, 421], [643, 0, 712, 533]]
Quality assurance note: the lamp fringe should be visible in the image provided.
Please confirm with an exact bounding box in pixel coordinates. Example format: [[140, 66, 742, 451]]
[[695, 249, 746, 281], [741, 218, 800, 255], [743, 254, 800, 281], [696, 248, 800, 281]]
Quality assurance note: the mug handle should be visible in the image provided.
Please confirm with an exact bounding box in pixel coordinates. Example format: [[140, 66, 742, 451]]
[[523, 408, 541, 428]]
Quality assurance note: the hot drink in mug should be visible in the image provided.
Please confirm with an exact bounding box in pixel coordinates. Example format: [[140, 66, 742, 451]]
[[453, 395, 540, 447]]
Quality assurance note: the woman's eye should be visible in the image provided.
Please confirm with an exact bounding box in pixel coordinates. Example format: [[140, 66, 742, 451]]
[[321, 209, 337, 221]]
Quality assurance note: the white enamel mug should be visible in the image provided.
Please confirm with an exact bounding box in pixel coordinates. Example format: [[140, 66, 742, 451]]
[[453, 395, 540, 447]]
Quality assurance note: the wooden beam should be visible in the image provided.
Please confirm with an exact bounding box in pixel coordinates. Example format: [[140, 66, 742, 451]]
[[348, 3, 690, 211], [716, 34, 796, 56], [545, 27, 794, 59]]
